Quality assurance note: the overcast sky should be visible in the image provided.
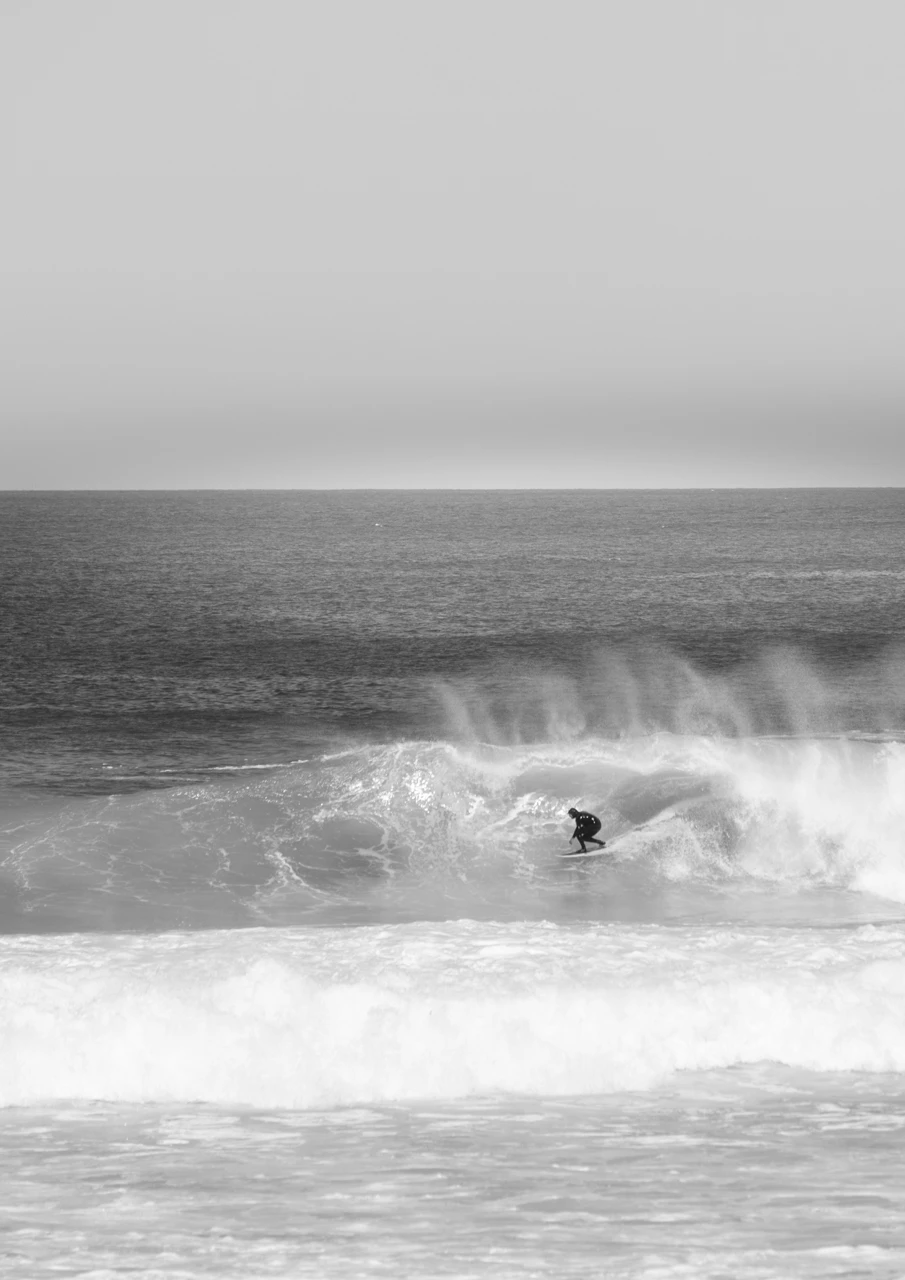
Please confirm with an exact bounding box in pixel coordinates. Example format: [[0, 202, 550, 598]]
[[2, 0, 904, 487]]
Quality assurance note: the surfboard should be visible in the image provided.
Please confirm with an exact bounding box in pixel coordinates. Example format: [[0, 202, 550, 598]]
[[560, 828, 635, 859], [559, 822, 647, 859]]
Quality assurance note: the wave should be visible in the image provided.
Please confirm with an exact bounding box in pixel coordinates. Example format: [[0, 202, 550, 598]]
[[3, 732, 905, 932], [2, 920, 905, 1108]]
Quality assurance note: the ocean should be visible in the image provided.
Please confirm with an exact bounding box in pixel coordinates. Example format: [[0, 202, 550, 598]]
[[2, 488, 905, 1278]]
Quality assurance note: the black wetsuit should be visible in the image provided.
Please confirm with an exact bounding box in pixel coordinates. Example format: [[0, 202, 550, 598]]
[[571, 811, 605, 851]]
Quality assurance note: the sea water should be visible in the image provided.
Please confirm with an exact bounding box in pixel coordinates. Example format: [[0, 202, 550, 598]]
[[2, 489, 905, 1278]]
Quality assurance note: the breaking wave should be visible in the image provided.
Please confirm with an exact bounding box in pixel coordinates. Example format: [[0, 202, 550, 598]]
[[3, 731, 905, 933]]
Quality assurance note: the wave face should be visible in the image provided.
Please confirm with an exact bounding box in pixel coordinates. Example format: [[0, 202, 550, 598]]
[[3, 921, 905, 1108], [4, 733, 905, 933]]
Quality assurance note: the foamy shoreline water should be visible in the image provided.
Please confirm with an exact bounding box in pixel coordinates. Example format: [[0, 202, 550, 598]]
[[4, 1072, 905, 1279], [5, 913, 905, 1276]]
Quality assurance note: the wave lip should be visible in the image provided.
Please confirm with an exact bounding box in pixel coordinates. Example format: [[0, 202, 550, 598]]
[[3, 921, 905, 1109]]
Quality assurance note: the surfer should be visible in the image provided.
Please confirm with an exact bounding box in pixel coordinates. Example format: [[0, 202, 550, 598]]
[[567, 807, 606, 853]]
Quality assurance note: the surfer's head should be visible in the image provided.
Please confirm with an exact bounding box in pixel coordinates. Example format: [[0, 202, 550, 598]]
[[567, 807, 578, 817]]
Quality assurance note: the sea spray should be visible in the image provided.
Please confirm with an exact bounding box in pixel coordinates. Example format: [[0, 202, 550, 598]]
[[433, 644, 905, 743]]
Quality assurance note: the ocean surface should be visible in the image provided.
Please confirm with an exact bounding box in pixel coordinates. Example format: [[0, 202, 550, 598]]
[[3, 488, 905, 1278]]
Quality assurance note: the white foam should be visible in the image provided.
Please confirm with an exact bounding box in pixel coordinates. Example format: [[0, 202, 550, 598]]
[[159, 759, 310, 774], [3, 920, 905, 1109]]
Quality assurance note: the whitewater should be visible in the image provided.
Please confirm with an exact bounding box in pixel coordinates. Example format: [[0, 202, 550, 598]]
[[3, 489, 905, 1278], [5, 918, 905, 1110]]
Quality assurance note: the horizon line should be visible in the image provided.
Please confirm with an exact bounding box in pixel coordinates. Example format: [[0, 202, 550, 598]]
[[3, 485, 904, 495]]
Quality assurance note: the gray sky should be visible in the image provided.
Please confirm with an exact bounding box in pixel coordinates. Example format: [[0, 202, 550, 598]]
[[2, 0, 904, 487]]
